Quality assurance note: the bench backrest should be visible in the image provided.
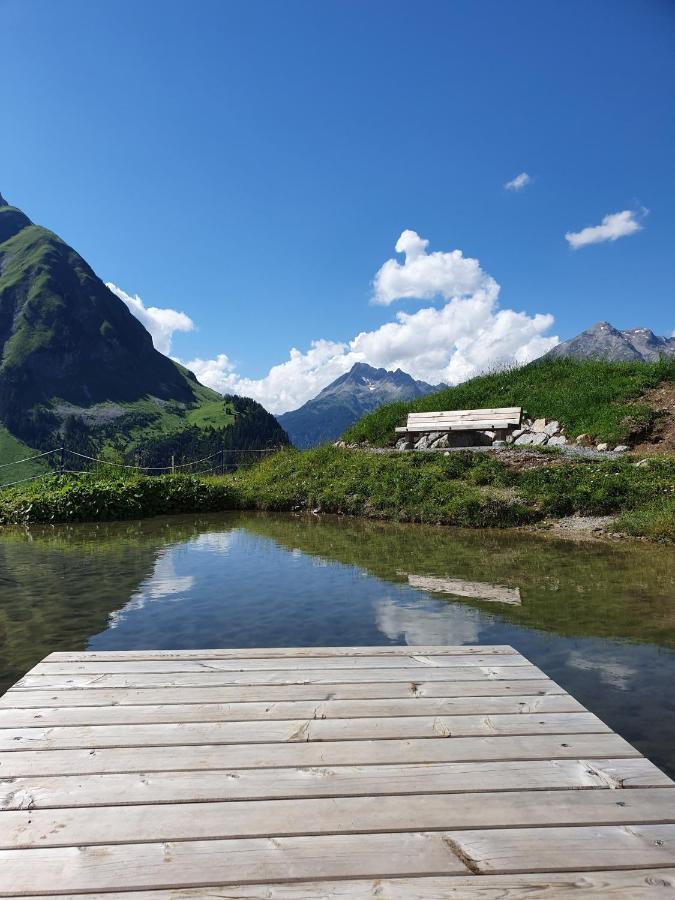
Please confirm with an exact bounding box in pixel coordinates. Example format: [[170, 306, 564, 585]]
[[405, 407, 522, 431]]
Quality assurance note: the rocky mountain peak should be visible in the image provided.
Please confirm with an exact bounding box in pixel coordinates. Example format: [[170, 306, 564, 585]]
[[546, 321, 675, 363]]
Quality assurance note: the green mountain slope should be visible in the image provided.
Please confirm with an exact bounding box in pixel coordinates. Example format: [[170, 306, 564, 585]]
[[344, 356, 675, 447], [0, 192, 288, 467]]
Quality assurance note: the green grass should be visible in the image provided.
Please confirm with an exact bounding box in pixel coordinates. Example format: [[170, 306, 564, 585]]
[[2, 447, 673, 541], [344, 356, 675, 446], [0, 425, 50, 486]]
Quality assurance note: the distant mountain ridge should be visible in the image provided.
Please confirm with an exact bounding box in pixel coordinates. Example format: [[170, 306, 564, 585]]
[[0, 191, 287, 464], [278, 362, 443, 448], [546, 321, 675, 363]]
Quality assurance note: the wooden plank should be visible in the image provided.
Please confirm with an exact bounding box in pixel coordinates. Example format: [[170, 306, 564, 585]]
[[0, 832, 472, 894], [2, 827, 675, 893], [1, 758, 669, 810], [442, 824, 675, 873], [43, 645, 519, 662], [11, 665, 547, 690], [27, 653, 526, 675], [0, 679, 566, 708], [0, 713, 609, 751], [408, 406, 522, 419], [10, 869, 675, 899], [0, 694, 583, 728], [0, 733, 640, 777], [403, 421, 517, 431], [3, 787, 674, 849]]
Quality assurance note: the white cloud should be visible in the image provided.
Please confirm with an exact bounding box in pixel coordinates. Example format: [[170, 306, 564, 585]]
[[114, 232, 558, 415], [372, 229, 496, 305], [182, 231, 558, 413], [106, 282, 195, 355], [565, 209, 646, 249], [504, 172, 531, 191]]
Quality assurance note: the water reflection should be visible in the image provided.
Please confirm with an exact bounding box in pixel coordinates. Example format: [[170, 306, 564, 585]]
[[0, 511, 673, 776], [407, 574, 521, 605]]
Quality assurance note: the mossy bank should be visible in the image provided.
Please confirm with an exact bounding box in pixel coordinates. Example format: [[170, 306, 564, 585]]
[[1, 447, 673, 542]]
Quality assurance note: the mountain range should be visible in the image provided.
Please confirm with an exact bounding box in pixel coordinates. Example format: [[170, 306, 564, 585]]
[[277, 362, 442, 448], [546, 321, 675, 363], [0, 192, 287, 469]]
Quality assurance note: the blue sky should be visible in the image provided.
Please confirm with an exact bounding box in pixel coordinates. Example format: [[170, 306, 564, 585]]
[[2, 0, 674, 411]]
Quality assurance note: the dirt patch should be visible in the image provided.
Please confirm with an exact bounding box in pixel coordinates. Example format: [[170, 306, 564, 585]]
[[525, 515, 629, 543], [631, 382, 675, 455]]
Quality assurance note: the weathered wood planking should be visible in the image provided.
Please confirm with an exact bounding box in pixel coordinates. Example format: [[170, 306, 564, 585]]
[[12, 665, 548, 690], [4, 788, 675, 849], [0, 645, 673, 899], [0, 733, 642, 777], [12, 870, 675, 899], [0, 678, 567, 708], [0, 693, 584, 727], [0, 712, 610, 751], [2, 758, 668, 809]]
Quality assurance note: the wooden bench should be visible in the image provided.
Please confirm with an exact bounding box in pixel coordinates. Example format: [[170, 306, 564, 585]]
[[395, 407, 522, 440]]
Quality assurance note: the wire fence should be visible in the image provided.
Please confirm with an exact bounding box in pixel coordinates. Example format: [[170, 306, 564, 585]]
[[0, 444, 283, 490]]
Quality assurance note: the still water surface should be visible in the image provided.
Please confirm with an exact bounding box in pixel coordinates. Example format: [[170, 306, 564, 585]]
[[1, 512, 674, 775]]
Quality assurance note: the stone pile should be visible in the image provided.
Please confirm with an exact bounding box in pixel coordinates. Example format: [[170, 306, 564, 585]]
[[394, 416, 630, 453]]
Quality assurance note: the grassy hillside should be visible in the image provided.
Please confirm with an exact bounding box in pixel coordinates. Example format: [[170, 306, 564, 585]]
[[1, 447, 673, 540], [344, 357, 675, 446], [0, 425, 49, 484], [0, 197, 288, 465]]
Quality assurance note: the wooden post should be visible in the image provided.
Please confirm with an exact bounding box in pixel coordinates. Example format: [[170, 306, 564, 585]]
[[171, 455, 175, 475], [59, 444, 65, 476]]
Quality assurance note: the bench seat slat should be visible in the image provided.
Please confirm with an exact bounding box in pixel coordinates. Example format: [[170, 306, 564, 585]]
[[396, 407, 522, 436]]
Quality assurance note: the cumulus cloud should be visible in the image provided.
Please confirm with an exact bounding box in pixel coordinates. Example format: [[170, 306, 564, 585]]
[[106, 282, 195, 355], [565, 209, 646, 249], [182, 231, 558, 413], [504, 172, 531, 191], [113, 232, 558, 414], [372, 229, 496, 305]]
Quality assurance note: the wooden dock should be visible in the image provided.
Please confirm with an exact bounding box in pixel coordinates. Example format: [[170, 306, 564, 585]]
[[0, 645, 673, 897]]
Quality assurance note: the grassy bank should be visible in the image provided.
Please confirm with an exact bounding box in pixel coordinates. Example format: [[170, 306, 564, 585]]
[[1, 447, 673, 541], [344, 357, 675, 446]]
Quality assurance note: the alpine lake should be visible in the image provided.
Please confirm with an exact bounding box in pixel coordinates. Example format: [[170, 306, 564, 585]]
[[1, 511, 674, 778]]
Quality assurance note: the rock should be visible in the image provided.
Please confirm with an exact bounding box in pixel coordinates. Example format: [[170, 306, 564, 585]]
[[596, 442, 609, 452], [633, 458, 650, 467], [543, 420, 561, 437], [575, 433, 592, 446], [492, 440, 507, 448], [510, 428, 526, 440], [505, 435, 515, 444], [613, 445, 629, 453], [548, 435, 568, 446], [431, 434, 449, 449], [482, 430, 496, 440], [515, 433, 535, 445], [333, 440, 346, 448], [532, 418, 548, 432], [414, 435, 430, 450], [395, 438, 410, 451], [530, 432, 549, 445], [443, 451, 450, 456]]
